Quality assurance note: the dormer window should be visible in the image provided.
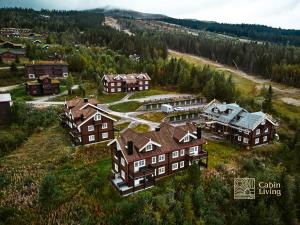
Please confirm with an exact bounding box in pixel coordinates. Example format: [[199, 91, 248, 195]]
[[94, 114, 101, 121], [183, 136, 190, 143], [145, 144, 153, 152], [261, 120, 266, 125], [213, 108, 219, 113]]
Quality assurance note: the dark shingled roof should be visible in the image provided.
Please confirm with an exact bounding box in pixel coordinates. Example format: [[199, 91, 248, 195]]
[[116, 122, 205, 163]]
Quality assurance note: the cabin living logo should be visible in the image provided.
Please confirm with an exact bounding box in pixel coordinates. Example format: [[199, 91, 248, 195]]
[[234, 178, 281, 200]]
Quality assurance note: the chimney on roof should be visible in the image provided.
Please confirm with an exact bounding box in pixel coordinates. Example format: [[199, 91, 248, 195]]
[[155, 127, 160, 132], [80, 114, 85, 121], [197, 127, 202, 139], [127, 141, 133, 155], [84, 98, 88, 103]]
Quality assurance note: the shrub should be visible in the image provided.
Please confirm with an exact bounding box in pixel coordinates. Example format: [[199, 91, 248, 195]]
[[38, 175, 61, 210]]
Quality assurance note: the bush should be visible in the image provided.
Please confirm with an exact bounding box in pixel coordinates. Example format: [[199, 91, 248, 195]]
[[38, 175, 61, 210]]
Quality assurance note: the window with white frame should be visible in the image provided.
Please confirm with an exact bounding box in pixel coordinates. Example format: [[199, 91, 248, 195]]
[[145, 144, 153, 152], [180, 161, 185, 168], [265, 128, 269, 133], [114, 163, 118, 172], [117, 82, 121, 86], [152, 156, 156, 164], [89, 135, 95, 142], [244, 130, 250, 135], [134, 159, 146, 172], [94, 114, 101, 121], [114, 154, 118, 160], [158, 166, 165, 175], [180, 149, 185, 156], [102, 123, 108, 129], [111, 83, 115, 87], [145, 81, 149, 84], [172, 163, 178, 171], [121, 157, 125, 166], [145, 86, 149, 90], [261, 120, 266, 125], [88, 125, 94, 132], [111, 88, 115, 92], [172, 151, 179, 158], [158, 154, 165, 162], [189, 146, 198, 155], [256, 129, 260, 135], [118, 88, 121, 92], [243, 137, 249, 144], [263, 136, 268, 142], [255, 138, 260, 144], [139, 86, 143, 90], [183, 135, 190, 143], [29, 74, 35, 79], [121, 170, 125, 179], [63, 72, 68, 78], [102, 132, 108, 139], [139, 81, 143, 85], [238, 136, 242, 141]]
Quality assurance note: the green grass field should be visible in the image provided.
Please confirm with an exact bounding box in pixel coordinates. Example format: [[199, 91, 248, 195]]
[[98, 92, 126, 103], [115, 122, 131, 132], [132, 124, 150, 133], [9, 85, 33, 101], [137, 112, 165, 123], [109, 101, 142, 112], [129, 89, 175, 99], [204, 140, 240, 169]]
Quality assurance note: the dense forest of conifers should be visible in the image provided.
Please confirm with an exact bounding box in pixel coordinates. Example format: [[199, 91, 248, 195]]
[[158, 17, 300, 46], [0, 8, 105, 32], [135, 29, 300, 87]]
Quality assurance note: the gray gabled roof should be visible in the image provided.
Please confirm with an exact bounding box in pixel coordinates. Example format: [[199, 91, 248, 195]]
[[203, 102, 275, 130], [203, 102, 247, 124]]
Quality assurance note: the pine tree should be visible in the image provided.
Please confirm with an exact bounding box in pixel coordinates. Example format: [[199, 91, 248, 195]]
[[262, 85, 273, 113], [66, 73, 74, 95]]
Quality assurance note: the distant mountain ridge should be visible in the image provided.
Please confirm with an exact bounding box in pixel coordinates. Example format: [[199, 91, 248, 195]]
[[87, 8, 168, 20]]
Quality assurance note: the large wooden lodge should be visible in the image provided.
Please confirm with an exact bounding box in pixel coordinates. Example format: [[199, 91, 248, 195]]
[[102, 73, 151, 93], [108, 122, 208, 196], [202, 102, 278, 147], [60, 97, 117, 146], [26, 60, 69, 79]]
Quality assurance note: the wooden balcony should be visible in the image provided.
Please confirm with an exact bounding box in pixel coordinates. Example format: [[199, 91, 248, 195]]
[[186, 151, 208, 168], [70, 128, 81, 137], [129, 165, 155, 179]]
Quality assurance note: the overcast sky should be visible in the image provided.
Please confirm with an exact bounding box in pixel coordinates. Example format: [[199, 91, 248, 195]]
[[1, 0, 300, 29]]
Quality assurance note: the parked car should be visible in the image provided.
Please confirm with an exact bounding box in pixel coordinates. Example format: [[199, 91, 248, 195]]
[[174, 107, 185, 111]]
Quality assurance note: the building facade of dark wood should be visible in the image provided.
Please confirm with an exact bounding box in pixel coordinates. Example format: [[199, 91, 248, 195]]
[[108, 122, 208, 196], [202, 102, 277, 147], [26, 61, 69, 79], [102, 73, 151, 93], [60, 97, 116, 146], [0, 41, 25, 62], [0, 28, 31, 37], [0, 93, 12, 125], [26, 75, 60, 96]]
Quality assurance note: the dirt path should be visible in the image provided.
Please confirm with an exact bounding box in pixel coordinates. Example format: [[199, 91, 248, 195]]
[[0, 84, 20, 92], [169, 50, 300, 97]]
